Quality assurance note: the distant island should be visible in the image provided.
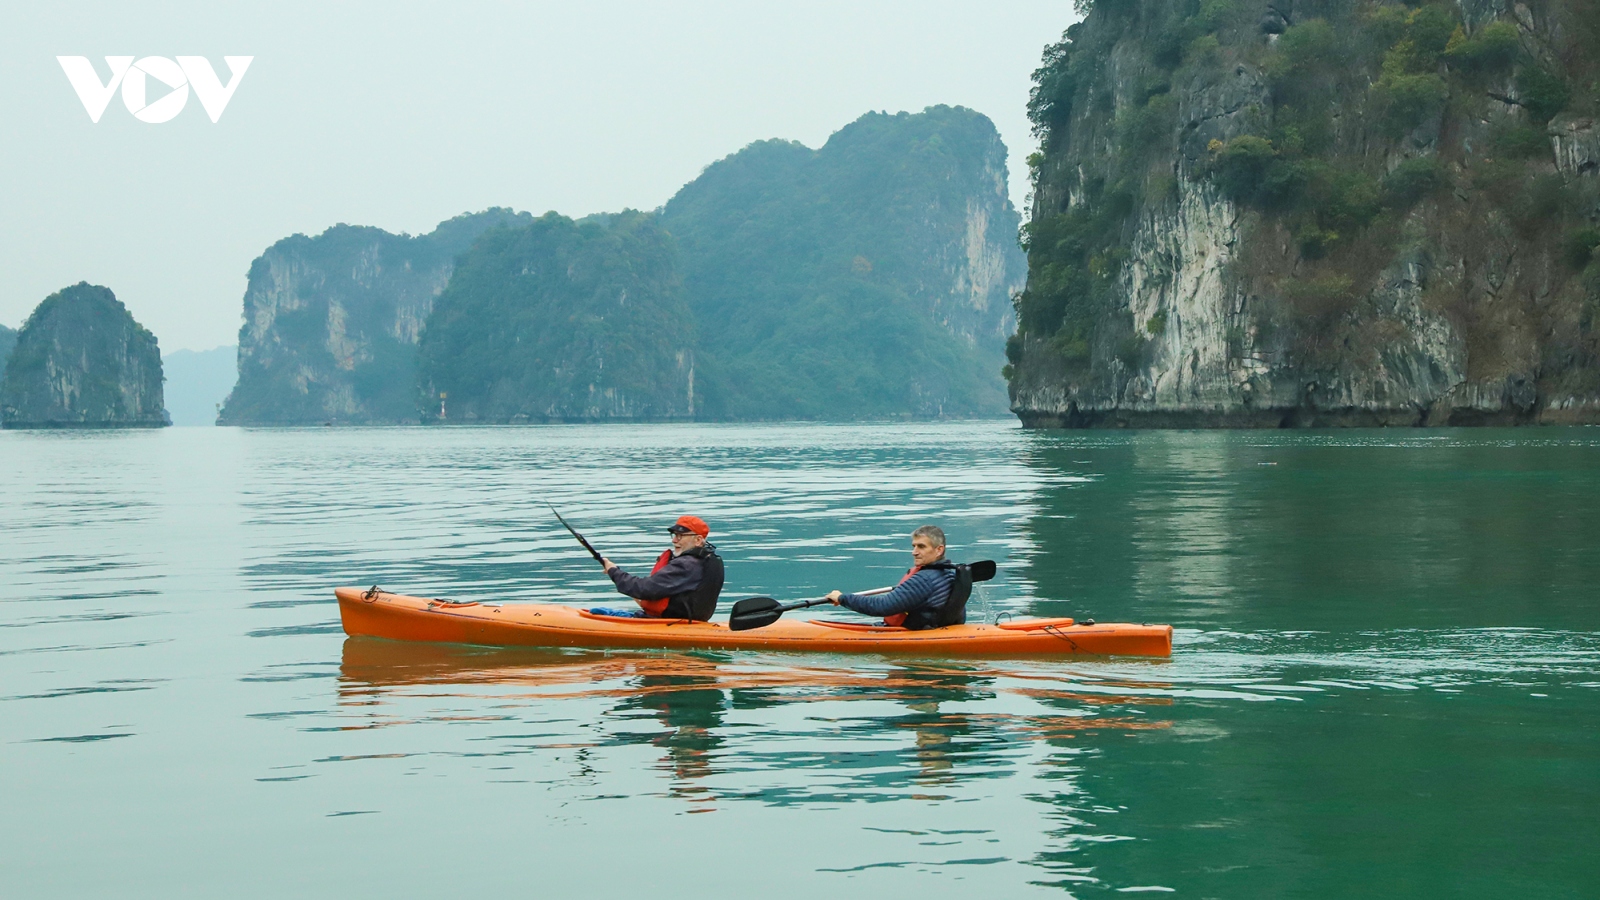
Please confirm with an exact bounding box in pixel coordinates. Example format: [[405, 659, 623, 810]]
[[1008, 0, 1600, 426], [218, 209, 533, 425], [218, 105, 1026, 425], [163, 346, 236, 426], [419, 211, 696, 422], [661, 105, 1024, 419], [1, 283, 168, 429]]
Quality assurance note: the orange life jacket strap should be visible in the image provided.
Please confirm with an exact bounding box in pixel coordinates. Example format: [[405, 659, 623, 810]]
[[636, 550, 675, 617], [882, 566, 920, 627]]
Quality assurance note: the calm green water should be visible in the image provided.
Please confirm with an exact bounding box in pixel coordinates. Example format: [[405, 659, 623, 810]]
[[2, 423, 1596, 898]]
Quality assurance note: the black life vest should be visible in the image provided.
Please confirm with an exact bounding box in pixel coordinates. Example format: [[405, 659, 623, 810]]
[[895, 560, 973, 630], [662, 544, 723, 621], [932, 561, 973, 628]]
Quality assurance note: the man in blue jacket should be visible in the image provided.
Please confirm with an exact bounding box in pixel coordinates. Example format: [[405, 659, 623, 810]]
[[824, 525, 962, 630]]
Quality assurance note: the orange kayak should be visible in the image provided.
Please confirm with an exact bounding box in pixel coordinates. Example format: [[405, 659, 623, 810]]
[[336, 587, 1172, 658]]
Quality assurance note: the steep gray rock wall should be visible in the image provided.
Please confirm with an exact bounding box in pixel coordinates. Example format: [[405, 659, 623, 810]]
[[219, 208, 531, 425], [1, 283, 167, 429], [1010, 0, 1600, 426], [0, 324, 16, 386]]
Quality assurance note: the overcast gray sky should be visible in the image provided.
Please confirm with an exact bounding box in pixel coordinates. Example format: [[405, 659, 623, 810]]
[[2, 1, 1075, 352]]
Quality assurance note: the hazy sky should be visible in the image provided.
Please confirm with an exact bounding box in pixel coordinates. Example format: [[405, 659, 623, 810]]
[[2, 2, 1076, 352]]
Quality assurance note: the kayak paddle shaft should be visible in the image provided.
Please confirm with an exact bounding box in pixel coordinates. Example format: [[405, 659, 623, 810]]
[[548, 505, 605, 564]]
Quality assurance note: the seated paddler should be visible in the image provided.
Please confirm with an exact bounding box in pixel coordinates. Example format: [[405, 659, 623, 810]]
[[824, 525, 971, 630], [591, 515, 724, 621]]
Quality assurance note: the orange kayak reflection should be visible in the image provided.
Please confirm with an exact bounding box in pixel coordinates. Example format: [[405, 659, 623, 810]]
[[336, 638, 1173, 729], [336, 588, 1173, 657], [335, 638, 1174, 807]]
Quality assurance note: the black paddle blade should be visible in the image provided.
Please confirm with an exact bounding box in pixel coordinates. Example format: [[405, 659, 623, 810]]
[[969, 559, 997, 582], [731, 596, 780, 616], [728, 596, 783, 632]]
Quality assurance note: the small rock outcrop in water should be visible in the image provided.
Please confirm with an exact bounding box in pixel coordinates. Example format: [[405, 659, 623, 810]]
[[663, 105, 1027, 419], [1010, 0, 1600, 426], [417, 211, 695, 422], [0, 283, 168, 429], [218, 208, 533, 425]]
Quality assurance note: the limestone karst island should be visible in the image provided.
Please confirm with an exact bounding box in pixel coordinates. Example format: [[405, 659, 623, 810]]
[[1009, 0, 1600, 426], [0, 283, 168, 429]]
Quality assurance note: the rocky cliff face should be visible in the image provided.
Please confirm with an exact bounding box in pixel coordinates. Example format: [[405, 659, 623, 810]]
[[662, 105, 1028, 418], [0, 324, 16, 385], [1009, 0, 1600, 426], [0, 283, 167, 428], [219, 208, 532, 424], [417, 212, 696, 422]]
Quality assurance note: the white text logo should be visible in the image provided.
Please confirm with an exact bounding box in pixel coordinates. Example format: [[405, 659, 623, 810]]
[[57, 56, 253, 123]]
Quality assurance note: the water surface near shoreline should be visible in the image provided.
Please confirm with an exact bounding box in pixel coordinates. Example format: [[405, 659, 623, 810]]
[[2, 424, 1596, 897]]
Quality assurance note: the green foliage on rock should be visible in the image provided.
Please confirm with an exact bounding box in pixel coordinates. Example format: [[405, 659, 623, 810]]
[[1444, 20, 1520, 72], [660, 106, 1023, 419], [1197, 1, 1582, 246], [1011, 182, 1134, 371], [1565, 227, 1600, 270], [1371, 70, 1449, 135], [417, 212, 696, 422], [1, 283, 167, 429], [1381, 157, 1447, 206], [1516, 66, 1572, 123]]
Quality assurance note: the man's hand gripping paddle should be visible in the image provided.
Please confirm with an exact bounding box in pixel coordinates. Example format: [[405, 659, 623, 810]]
[[728, 560, 996, 631]]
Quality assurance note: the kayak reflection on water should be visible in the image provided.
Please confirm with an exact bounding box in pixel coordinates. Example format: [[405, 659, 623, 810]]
[[335, 638, 1173, 806], [616, 674, 724, 807]]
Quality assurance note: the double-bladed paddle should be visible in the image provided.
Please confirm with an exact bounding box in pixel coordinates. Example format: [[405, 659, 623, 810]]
[[548, 504, 606, 564], [727, 588, 890, 632], [728, 559, 997, 631]]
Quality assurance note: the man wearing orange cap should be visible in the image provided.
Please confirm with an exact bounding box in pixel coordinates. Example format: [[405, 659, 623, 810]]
[[595, 515, 725, 620]]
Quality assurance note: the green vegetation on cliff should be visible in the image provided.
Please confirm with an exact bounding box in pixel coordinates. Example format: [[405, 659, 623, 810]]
[[219, 208, 533, 425], [1011, 0, 1600, 425], [663, 106, 1025, 419], [1, 283, 167, 429], [1203, 1, 1598, 268], [417, 212, 695, 422]]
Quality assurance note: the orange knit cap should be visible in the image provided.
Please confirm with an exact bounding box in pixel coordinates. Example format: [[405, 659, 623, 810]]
[[669, 515, 709, 537]]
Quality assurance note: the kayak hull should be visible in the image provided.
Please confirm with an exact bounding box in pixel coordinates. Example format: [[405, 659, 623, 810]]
[[336, 588, 1172, 658]]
